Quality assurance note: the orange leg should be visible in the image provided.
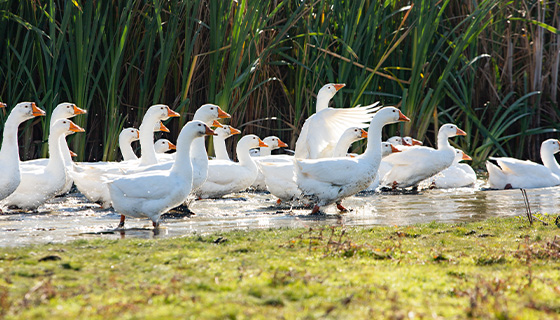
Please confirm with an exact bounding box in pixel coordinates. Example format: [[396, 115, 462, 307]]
[[311, 205, 320, 215], [276, 199, 282, 205], [117, 215, 126, 228], [336, 202, 348, 212]]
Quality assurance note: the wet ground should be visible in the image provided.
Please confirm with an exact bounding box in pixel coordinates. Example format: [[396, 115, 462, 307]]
[[1, 180, 558, 247]]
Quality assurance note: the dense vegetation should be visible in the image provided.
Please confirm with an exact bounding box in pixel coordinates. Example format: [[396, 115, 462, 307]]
[[0, 0, 558, 166], [1, 217, 559, 318]]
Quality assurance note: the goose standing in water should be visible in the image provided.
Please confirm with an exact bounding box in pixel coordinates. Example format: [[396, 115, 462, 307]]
[[295, 107, 410, 214], [108, 120, 215, 228]]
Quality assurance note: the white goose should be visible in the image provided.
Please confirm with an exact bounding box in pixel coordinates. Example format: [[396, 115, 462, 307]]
[[196, 135, 268, 199], [486, 139, 560, 189], [429, 149, 476, 188], [294, 83, 379, 159], [295, 107, 409, 214], [21, 103, 87, 195], [3, 119, 84, 210], [212, 124, 241, 161], [108, 120, 215, 228], [382, 124, 467, 189], [0, 102, 46, 205]]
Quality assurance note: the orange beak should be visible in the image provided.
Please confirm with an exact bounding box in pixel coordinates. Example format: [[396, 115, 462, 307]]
[[136, 131, 140, 139], [217, 107, 231, 119], [69, 121, 85, 133], [258, 139, 268, 148], [402, 139, 411, 146], [278, 139, 288, 148], [166, 107, 181, 118], [159, 122, 170, 133], [73, 105, 87, 115], [69, 150, 78, 157], [390, 145, 401, 153], [212, 120, 223, 128], [461, 152, 472, 161], [412, 138, 422, 146], [0, 102, 6, 108], [205, 125, 216, 136], [168, 142, 177, 150], [398, 110, 410, 122], [333, 83, 346, 91], [456, 128, 467, 136], [360, 129, 368, 139], [32, 103, 46, 117], [229, 126, 241, 135]]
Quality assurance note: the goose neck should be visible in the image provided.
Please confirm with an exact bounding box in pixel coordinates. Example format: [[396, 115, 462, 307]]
[[0, 115, 21, 163], [45, 130, 65, 174], [171, 134, 196, 176], [119, 136, 138, 161], [437, 133, 453, 150], [58, 134, 73, 166], [316, 92, 331, 113], [237, 143, 256, 167], [213, 135, 230, 160], [541, 147, 560, 173], [259, 146, 272, 157], [139, 118, 158, 166], [333, 134, 355, 157], [362, 117, 384, 160]]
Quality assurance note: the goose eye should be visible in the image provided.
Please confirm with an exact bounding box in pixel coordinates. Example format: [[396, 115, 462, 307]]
[[210, 107, 214, 110]]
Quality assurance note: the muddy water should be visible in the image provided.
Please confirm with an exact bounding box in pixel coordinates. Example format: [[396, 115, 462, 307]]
[[1, 180, 558, 247]]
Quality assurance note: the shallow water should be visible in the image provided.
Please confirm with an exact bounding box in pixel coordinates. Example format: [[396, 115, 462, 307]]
[[1, 180, 558, 247]]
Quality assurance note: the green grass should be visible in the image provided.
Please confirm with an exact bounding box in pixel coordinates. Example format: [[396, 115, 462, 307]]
[[1, 216, 559, 319]]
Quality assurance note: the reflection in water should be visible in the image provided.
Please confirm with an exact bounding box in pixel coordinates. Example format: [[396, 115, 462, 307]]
[[1, 181, 559, 247]]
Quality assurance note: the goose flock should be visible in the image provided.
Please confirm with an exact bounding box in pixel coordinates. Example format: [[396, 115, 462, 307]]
[[1, 84, 559, 228]]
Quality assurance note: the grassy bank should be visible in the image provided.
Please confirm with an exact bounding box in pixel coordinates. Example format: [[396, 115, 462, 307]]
[[1, 216, 559, 319]]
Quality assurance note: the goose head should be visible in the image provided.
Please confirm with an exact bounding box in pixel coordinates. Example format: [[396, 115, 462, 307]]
[[381, 142, 401, 157], [541, 139, 560, 155], [120, 127, 140, 143], [145, 104, 180, 122], [52, 119, 85, 137], [193, 104, 231, 124], [51, 103, 87, 121], [453, 149, 472, 164], [186, 120, 216, 138], [214, 125, 241, 139], [10, 102, 46, 121], [404, 136, 422, 146], [238, 135, 268, 152], [316, 83, 345, 111], [343, 128, 368, 142], [154, 139, 176, 153], [439, 124, 467, 138], [262, 136, 289, 150], [317, 83, 345, 100], [373, 107, 410, 126]]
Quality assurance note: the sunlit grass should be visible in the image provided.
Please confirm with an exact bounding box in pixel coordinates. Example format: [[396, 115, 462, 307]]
[[1, 216, 559, 318]]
